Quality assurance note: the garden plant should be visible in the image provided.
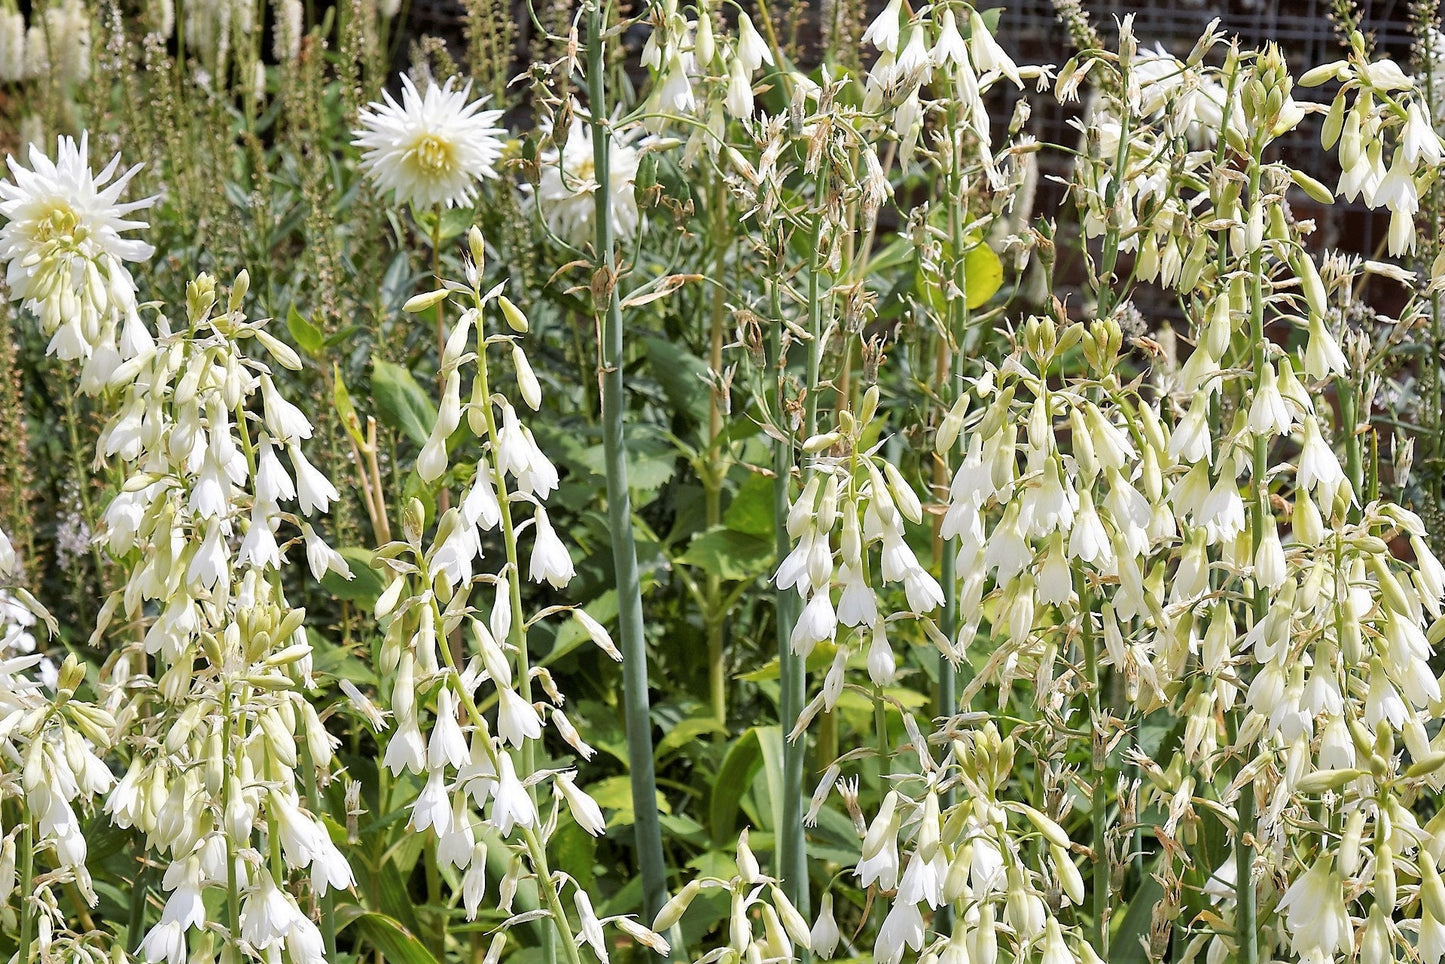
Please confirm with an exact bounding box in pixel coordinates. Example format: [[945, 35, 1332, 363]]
[[2, 0, 1445, 963]]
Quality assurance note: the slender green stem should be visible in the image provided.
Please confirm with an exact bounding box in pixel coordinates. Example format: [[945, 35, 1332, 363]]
[[220, 685, 243, 947], [1077, 572, 1107, 955], [706, 173, 731, 728], [1234, 142, 1269, 964], [18, 818, 33, 964], [585, 0, 668, 926], [300, 744, 338, 958], [775, 165, 828, 923]]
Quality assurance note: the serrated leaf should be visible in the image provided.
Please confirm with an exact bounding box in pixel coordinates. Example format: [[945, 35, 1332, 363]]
[[287, 305, 323, 356], [677, 527, 774, 582], [371, 357, 436, 446]]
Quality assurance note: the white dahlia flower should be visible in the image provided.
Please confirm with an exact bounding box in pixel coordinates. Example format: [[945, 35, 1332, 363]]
[[352, 74, 506, 211], [532, 113, 644, 246], [0, 133, 155, 362]]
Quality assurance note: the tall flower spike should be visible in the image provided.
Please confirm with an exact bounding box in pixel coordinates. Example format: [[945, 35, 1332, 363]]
[[353, 74, 506, 211]]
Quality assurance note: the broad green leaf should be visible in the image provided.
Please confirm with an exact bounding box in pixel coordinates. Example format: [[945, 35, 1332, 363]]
[[371, 357, 436, 446], [677, 527, 774, 582], [644, 335, 710, 425], [709, 728, 763, 845], [655, 716, 730, 760], [723, 471, 776, 538], [575, 433, 677, 498], [411, 205, 473, 245], [286, 304, 323, 356], [755, 725, 786, 835], [588, 774, 670, 828], [335, 907, 439, 964], [552, 818, 598, 892], [964, 241, 1005, 309], [321, 547, 385, 605]]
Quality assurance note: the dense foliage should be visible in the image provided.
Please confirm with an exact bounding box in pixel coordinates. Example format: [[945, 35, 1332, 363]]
[[1, 2, 1445, 964]]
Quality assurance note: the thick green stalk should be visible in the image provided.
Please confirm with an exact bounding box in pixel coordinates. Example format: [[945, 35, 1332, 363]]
[[774, 169, 829, 919], [585, 1, 668, 925]]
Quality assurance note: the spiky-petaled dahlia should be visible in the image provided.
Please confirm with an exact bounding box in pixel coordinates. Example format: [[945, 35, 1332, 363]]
[[532, 113, 643, 246], [352, 74, 506, 211], [0, 133, 155, 362]]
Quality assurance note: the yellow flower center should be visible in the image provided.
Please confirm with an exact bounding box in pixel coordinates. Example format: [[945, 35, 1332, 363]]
[[409, 134, 456, 176], [32, 202, 83, 244]]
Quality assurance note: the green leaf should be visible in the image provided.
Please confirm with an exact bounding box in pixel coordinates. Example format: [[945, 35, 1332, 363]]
[[1108, 864, 1163, 963], [963, 241, 1005, 309], [709, 728, 763, 845], [333, 364, 366, 447], [413, 206, 473, 245], [655, 716, 730, 760], [372, 357, 436, 446], [575, 432, 677, 499], [322, 547, 385, 605], [677, 527, 774, 582], [643, 335, 710, 424], [552, 818, 598, 892], [335, 907, 440, 964], [287, 304, 323, 356], [723, 471, 776, 538], [588, 774, 670, 828], [755, 726, 786, 835]]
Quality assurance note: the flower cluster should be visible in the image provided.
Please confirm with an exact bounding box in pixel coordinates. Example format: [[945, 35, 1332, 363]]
[[370, 230, 664, 960], [85, 271, 351, 964], [0, 134, 155, 381]]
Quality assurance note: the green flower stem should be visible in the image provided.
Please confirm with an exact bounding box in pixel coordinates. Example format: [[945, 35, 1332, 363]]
[[775, 166, 830, 921], [1076, 571, 1108, 955], [706, 172, 731, 727], [300, 743, 338, 959], [585, 0, 669, 926], [220, 684, 244, 948], [1236, 140, 1269, 964], [433, 598, 583, 964], [17, 818, 33, 964]]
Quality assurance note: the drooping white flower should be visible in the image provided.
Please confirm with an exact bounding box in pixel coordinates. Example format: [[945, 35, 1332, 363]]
[[1277, 857, 1351, 958], [0, 134, 155, 360], [353, 74, 506, 211], [532, 112, 644, 246], [490, 751, 537, 837], [556, 771, 607, 835], [528, 507, 574, 589]]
